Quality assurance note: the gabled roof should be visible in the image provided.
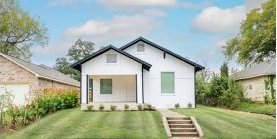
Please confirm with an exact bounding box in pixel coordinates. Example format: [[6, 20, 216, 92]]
[[233, 58, 276, 80], [120, 37, 204, 71], [0, 53, 79, 87], [71, 45, 152, 71]]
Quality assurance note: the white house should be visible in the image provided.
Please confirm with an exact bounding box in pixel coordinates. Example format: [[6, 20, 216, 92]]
[[71, 37, 204, 109]]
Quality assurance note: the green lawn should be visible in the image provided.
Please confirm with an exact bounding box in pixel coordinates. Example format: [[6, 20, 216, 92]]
[[173, 105, 276, 139], [5, 109, 167, 139]]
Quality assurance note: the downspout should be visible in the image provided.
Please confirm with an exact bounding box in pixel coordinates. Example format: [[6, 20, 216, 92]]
[[142, 67, 144, 103], [86, 74, 89, 104], [136, 74, 138, 103], [80, 66, 82, 104], [194, 67, 196, 108]]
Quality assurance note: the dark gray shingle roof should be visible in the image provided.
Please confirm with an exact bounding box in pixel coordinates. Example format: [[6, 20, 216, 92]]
[[234, 58, 276, 80], [0, 53, 79, 86]]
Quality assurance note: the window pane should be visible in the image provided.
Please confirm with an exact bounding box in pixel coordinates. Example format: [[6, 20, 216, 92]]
[[89, 79, 93, 90], [161, 72, 174, 94], [137, 44, 145, 52], [100, 79, 112, 94], [106, 54, 117, 63]]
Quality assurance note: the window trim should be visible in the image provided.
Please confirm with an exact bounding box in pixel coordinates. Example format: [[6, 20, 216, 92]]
[[106, 53, 117, 64], [100, 79, 112, 94], [161, 72, 175, 94]]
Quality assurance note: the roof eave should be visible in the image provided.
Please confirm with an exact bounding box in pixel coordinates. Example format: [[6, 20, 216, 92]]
[[71, 45, 152, 71]]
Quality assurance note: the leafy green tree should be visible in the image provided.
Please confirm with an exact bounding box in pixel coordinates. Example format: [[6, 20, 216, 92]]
[[54, 57, 80, 81], [220, 62, 229, 78], [0, 0, 48, 61], [54, 39, 95, 81], [223, 0, 275, 66], [67, 39, 94, 62]]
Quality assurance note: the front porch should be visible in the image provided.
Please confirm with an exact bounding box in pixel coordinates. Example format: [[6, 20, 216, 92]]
[[80, 74, 143, 110]]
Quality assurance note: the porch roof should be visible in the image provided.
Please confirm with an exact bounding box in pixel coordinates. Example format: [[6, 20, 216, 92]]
[[71, 45, 152, 71]]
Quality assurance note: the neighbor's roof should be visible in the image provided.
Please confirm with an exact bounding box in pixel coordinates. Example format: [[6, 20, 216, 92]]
[[71, 45, 152, 71], [120, 37, 204, 71], [0, 53, 79, 87], [233, 58, 276, 80]]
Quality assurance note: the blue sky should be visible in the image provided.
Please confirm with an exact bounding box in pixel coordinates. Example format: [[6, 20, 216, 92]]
[[18, 0, 265, 72]]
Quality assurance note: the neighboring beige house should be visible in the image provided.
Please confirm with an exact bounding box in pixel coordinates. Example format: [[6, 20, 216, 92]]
[[0, 52, 79, 106], [233, 58, 276, 102]]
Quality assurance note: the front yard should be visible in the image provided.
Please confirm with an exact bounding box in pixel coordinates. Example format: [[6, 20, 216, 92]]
[[4, 105, 276, 139], [5, 109, 167, 139], [173, 105, 276, 139]]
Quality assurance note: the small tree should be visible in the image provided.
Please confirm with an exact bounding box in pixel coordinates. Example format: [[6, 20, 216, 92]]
[[220, 62, 229, 78], [0, 89, 14, 124]]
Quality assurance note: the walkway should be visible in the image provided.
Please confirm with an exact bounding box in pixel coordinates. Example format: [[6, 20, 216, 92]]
[[158, 108, 186, 117]]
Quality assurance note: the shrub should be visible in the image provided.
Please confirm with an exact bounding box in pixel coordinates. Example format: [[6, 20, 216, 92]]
[[99, 104, 105, 111], [196, 76, 210, 104], [196, 74, 245, 109], [187, 102, 192, 108], [145, 104, 155, 111], [137, 104, 143, 111], [110, 105, 117, 111], [4, 91, 78, 131], [0, 89, 14, 124], [6, 106, 20, 130], [87, 105, 94, 111], [124, 104, 129, 111], [31, 91, 78, 117], [175, 103, 180, 109], [264, 92, 271, 104]]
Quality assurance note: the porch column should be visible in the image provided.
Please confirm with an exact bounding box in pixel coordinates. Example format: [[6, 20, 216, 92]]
[[137, 72, 143, 103], [81, 74, 88, 104]]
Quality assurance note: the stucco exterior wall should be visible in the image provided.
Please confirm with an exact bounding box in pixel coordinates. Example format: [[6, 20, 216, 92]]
[[240, 75, 276, 102], [0, 55, 79, 100], [124, 41, 195, 108]]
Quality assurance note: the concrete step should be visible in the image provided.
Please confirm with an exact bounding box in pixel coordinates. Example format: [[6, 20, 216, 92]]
[[169, 124, 194, 128], [170, 127, 197, 132], [168, 120, 192, 124], [166, 117, 190, 120], [171, 132, 199, 137]]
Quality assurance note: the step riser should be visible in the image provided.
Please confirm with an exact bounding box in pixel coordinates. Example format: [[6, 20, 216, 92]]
[[169, 124, 194, 128], [172, 133, 199, 137], [168, 121, 192, 124], [167, 117, 190, 120], [170, 129, 196, 132]]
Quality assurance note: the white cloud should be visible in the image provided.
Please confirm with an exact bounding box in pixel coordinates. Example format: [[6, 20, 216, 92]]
[[191, 0, 267, 33], [33, 14, 158, 62], [182, 1, 212, 10], [192, 6, 246, 33], [99, 0, 176, 9], [65, 15, 158, 43]]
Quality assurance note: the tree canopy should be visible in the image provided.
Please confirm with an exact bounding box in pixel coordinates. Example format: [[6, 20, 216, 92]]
[[67, 39, 94, 62], [0, 0, 48, 61], [54, 39, 95, 81], [223, 0, 276, 66]]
